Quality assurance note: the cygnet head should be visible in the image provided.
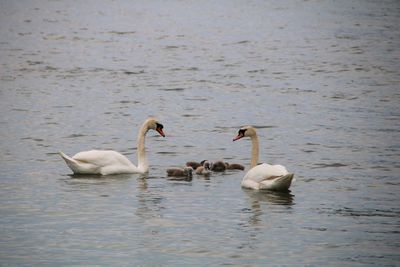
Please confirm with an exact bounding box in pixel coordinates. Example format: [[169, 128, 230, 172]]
[[199, 160, 211, 170], [195, 161, 211, 175], [145, 117, 165, 137], [210, 160, 227, 172], [233, 126, 256, 141], [183, 166, 193, 176]]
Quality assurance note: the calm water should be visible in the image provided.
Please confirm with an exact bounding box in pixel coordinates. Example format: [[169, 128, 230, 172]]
[[1, 0, 399, 266]]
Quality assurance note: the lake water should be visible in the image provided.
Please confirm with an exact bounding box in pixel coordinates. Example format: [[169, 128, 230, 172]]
[[1, 0, 399, 266]]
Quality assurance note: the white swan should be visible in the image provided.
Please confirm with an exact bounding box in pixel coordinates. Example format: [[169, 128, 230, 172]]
[[233, 126, 294, 191], [60, 117, 165, 175]]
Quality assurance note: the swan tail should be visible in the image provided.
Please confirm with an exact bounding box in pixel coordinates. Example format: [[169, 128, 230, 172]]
[[260, 173, 294, 191], [59, 151, 82, 174]]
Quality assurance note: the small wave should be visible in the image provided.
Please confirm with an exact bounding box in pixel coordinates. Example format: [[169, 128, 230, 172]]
[[253, 125, 276, 129], [306, 142, 320, 146], [248, 69, 267, 73], [117, 100, 141, 104], [1, 76, 16, 81], [334, 207, 399, 218], [330, 93, 358, 100], [184, 97, 208, 101], [164, 45, 187, 50], [160, 88, 185, 91], [64, 134, 86, 138], [27, 60, 44, 65], [182, 114, 201, 118], [157, 151, 178, 155], [12, 108, 29, 112], [123, 70, 144, 75], [108, 31, 136, 35], [223, 40, 250, 46], [170, 67, 199, 72], [370, 165, 392, 171], [52, 105, 73, 108], [303, 227, 327, 231], [45, 121, 58, 125], [312, 163, 348, 169]]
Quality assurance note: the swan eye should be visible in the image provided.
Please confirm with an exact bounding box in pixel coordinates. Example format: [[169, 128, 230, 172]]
[[238, 129, 246, 137]]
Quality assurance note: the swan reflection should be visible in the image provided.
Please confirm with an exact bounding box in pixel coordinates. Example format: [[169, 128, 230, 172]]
[[63, 173, 134, 186], [135, 176, 165, 220], [243, 189, 294, 226], [244, 189, 295, 206]]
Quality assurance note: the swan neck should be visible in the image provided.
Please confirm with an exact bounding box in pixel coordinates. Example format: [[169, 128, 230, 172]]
[[137, 123, 149, 172], [250, 134, 259, 168]]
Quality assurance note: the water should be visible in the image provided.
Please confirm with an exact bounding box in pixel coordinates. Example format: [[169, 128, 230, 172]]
[[1, 0, 399, 265]]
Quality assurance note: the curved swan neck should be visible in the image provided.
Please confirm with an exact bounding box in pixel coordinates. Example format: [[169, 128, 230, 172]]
[[250, 133, 259, 168], [137, 123, 149, 172]]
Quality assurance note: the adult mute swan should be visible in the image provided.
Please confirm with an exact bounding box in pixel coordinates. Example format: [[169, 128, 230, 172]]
[[233, 126, 294, 191], [60, 117, 165, 175]]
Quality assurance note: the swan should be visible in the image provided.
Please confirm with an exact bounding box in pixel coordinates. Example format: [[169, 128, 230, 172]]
[[60, 117, 165, 175], [233, 126, 294, 191]]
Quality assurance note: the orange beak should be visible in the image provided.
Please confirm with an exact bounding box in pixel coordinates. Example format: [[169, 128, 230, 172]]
[[233, 133, 243, 141], [156, 128, 165, 137]]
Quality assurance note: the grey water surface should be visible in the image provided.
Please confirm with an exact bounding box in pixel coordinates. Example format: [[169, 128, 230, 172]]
[[1, 0, 399, 266]]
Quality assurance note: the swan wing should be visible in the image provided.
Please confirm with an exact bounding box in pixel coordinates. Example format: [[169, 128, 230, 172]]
[[60, 151, 102, 174], [73, 150, 131, 166], [243, 163, 288, 183], [242, 164, 294, 191], [72, 150, 138, 174], [259, 173, 294, 191]]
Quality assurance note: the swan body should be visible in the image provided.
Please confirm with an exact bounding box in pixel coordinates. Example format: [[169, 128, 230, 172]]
[[60, 117, 165, 175], [233, 126, 294, 191], [241, 164, 294, 191], [60, 150, 139, 175]]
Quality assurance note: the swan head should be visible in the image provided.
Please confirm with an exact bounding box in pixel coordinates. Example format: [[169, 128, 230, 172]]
[[145, 118, 165, 137], [233, 126, 256, 141]]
